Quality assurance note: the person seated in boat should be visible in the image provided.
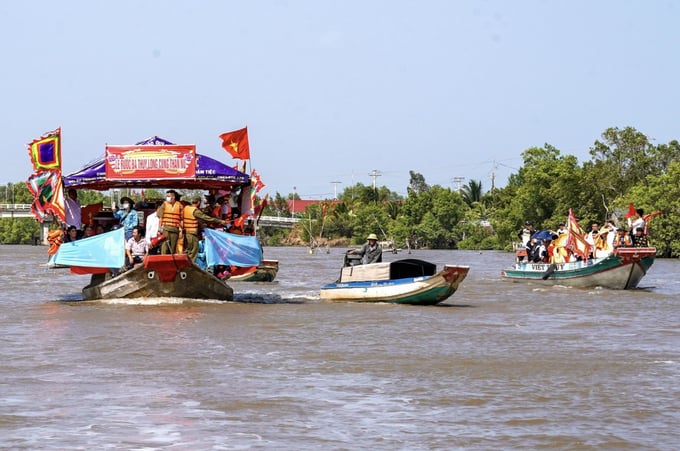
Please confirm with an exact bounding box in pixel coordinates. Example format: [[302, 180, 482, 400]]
[[349, 233, 383, 264], [125, 226, 149, 270], [157, 190, 183, 254], [535, 238, 550, 263], [114, 196, 139, 242], [631, 227, 649, 248], [63, 225, 79, 243], [183, 197, 228, 262], [613, 228, 632, 248], [95, 224, 106, 235], [83, 224, 96, 238]]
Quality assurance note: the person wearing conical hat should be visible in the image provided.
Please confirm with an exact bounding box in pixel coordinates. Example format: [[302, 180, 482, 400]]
[[349, 233, 382, 264]]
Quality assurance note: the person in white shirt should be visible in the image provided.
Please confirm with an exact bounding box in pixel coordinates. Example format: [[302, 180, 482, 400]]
[[629, 208, 646, 234], [145, 201, 161, 254], [125, 226, 149, 269]]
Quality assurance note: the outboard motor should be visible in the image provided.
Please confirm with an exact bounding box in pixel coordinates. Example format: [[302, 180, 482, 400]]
[[343, 252, 363, 267]]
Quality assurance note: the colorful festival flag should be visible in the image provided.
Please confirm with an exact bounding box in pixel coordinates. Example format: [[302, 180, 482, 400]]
[[26, 170, 66, 223], [28, 128, 61, 171], [250, 169, 266, 193], [219, 127, 250, 160], [566, 209, 591, 260]]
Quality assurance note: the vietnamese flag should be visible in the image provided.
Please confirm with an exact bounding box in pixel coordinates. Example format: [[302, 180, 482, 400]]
[[219, 127, 250, 160]]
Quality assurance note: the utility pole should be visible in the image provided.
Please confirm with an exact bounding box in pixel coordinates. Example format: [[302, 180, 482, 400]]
[[452, 176, 465, 193], [368, 169, 382, 190], [291, 186, 296, 218], [330, 181, 342, 200], [490, 160, 497, 191]]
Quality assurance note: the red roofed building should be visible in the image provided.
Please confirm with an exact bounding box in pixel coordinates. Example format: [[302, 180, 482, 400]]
[[287, 199, 341, 214]]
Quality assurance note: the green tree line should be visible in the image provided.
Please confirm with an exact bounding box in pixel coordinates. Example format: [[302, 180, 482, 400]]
[[261, 126, 680, 257], [4, 126, 679, 256]]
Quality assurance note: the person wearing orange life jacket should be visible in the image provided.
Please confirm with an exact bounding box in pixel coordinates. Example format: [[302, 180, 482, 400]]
[[183, 197, 228, 262], [156, 190, 184, 254]]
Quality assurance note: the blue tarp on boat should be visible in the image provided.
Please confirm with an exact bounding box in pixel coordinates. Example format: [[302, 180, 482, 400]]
[[204, 229, 262, 268], [50, 227, 126, 268]]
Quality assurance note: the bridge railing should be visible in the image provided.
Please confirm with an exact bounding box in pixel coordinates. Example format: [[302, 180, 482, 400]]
[[0, 204, 32, 211], [258, 216, 299, 224]]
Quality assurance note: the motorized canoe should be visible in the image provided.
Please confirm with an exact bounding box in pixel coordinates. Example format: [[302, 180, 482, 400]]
[[501, 247, 656, 289], [228, 259, 279, 282], [320, 258, 469, 305]]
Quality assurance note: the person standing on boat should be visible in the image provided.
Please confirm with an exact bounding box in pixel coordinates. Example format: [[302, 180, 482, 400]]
[[113, 196, 139, 241], [349, 233, 383, 264], [629, 208, 646, 234], [183, 197, 228, 262], [64, 188, 82, 237], [157, 190, 183, 254], [518, 221, 534, 246]]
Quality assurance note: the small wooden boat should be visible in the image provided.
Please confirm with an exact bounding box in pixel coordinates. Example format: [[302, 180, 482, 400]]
[[501, 247, 656, 289], [320, 257, 469, 305], [228, 259, 279, 282], [82, 254, 232, 301]]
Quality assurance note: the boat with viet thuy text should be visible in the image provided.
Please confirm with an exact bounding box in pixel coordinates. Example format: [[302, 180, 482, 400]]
[[501, 247, 656, 290]]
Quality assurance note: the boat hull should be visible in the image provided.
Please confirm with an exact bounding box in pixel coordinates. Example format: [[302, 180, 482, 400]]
[[320, 265, 469, 305], [501, 247, 656, 290], [82, 254, 233, 301]]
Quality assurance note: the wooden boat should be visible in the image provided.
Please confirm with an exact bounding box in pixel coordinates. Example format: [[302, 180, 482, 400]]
[[228, 259, 279, 282], [320, 257, 469, 305], [501, 247, 656, 289], [43, 135, 265, 301], [82, 254, 232, 301]]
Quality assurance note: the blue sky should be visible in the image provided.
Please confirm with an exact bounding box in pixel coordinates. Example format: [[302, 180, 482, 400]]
[[3, 1, 678, 200]]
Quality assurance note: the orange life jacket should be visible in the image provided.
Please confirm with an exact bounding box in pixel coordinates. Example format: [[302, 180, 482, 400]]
[[183, 205, 199, 234], [160, 201, 183, 228]]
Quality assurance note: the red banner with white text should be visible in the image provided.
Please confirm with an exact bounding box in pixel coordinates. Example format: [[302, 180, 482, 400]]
[[105, 145, 197, 179]]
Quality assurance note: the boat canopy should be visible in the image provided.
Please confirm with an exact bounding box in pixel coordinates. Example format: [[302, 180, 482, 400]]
[[340, 258, 437, 283], [62, 136, 250, 191]]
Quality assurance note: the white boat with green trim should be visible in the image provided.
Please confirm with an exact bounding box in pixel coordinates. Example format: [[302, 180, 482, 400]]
[[320, 257, 469, 305], [501, 247, 656, 290]]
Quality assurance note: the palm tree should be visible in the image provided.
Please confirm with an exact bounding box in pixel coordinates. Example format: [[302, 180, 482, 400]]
[[461, 180, 483, 207]]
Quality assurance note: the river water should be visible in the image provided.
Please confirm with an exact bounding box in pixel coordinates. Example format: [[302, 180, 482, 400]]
[[1, 245, 678, 450]]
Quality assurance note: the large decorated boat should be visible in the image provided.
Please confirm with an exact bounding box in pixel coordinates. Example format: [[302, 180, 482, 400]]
[[29, 131, 270, 301]]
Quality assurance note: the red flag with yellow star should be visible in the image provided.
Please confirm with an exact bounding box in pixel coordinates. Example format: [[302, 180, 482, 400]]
[[219, 127, 250, 160]]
